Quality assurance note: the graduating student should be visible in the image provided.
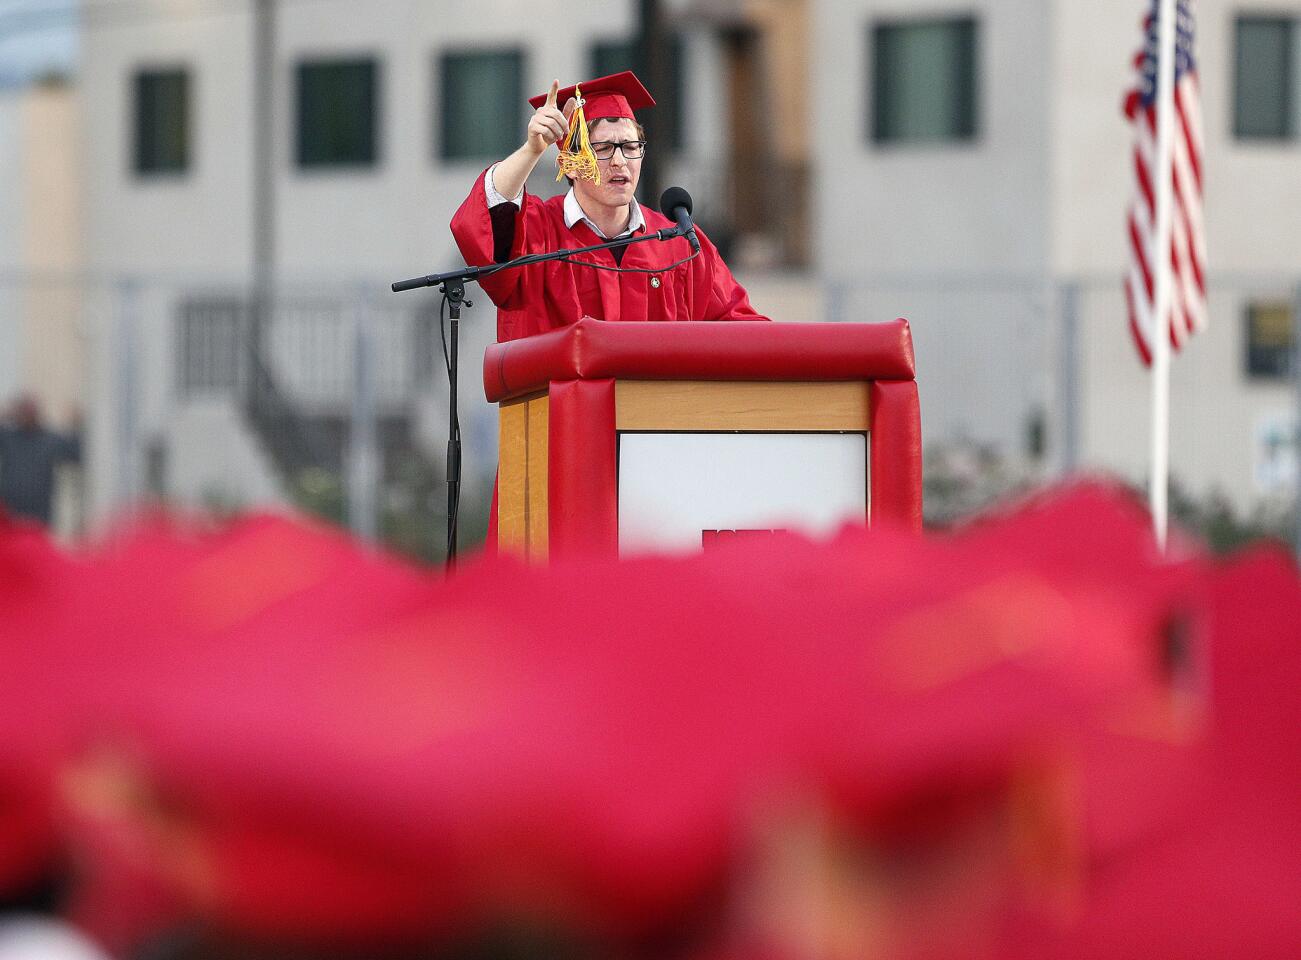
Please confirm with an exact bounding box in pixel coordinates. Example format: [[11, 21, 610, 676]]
[[450, 71, 766, 342]]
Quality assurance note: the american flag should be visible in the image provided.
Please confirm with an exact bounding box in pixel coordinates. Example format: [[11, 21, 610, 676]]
[[1124, 0, 1206, 365]]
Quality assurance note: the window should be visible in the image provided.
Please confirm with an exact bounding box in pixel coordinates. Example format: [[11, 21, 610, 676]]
[[133, 68, 190, 175], [296, 58, 379, 168], [1233, 17, 1297, 140], [589, 36, 685, 146], [438, 50, 523, 162], [871, 18, 978, 144], [1245, 301, 1295, 379]]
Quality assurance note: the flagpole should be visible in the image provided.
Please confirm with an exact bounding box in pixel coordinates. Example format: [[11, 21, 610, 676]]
[[1150, 0, 1178, 550]]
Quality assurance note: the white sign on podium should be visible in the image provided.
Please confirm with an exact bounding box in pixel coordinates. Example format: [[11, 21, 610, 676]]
[[617, 433, 868, 555]]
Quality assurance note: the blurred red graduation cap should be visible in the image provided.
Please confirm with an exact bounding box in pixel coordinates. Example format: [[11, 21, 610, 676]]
[[51, 512, 435, 951], [24, 483, 1291, 959], [0, 513, 79, 896], [49, 487, 1185, 947], [993, 546, 1301, 960]]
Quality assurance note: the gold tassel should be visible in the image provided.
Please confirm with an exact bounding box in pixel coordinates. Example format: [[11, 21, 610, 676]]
[[555, 85, 600, 185]]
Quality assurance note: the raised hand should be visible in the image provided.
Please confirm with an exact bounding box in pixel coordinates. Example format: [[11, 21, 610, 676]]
[[527, 80, 571, 155], [492, 81, 580, 201]]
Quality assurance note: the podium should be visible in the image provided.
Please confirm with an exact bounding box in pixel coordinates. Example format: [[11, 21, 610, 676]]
[[485, 318, 921, 562]]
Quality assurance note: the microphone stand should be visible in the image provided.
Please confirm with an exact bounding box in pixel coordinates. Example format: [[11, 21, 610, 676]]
[[391, 223, 693, 572]]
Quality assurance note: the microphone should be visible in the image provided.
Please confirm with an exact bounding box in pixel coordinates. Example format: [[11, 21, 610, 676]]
[[659, 186, 700, 254]]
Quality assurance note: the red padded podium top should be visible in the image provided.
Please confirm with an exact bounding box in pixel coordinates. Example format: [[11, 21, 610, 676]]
[[483, 318, 915, 402]]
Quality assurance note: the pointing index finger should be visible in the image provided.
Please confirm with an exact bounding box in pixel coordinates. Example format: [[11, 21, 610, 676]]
[[545, 79, 559, 108]]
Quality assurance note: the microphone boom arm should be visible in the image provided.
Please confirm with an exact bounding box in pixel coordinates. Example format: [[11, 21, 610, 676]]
[[391, 226, 687, 293]]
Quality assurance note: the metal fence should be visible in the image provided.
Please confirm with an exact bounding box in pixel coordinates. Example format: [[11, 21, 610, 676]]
[[0, 272, 500, 561]]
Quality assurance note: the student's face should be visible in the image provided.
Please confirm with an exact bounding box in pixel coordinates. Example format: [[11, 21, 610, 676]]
[[573, 117, 642, 213]]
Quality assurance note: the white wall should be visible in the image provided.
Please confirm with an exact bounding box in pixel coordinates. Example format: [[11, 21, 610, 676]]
[[811, 0, 1055, 457], [275, 0, 638, 280], [813, 0, 1053, 278], [1200, 0, 1301, 275], [0, 84, 83, 419], [81, 5, 253, 275], [0, 93, 25, 398], [21, 85, 83, 422], [74, 0, 673, 518], [75, 0, 1301, 518]]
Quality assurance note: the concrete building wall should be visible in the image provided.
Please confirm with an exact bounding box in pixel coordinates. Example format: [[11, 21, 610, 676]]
[[81, 7, 253, 275], [78, 0, 790, 293], [74, 0, 653, 518], [813, 0, 1053, 278], [272, 0, 638, 279], [0, 93, 24, 398], [0, 82, 83, 421], [21, 83, 84, 423], [0, 81, 85, 533], [811, 0, 1056, 456], [77, 0, 640, 282], [72, 0, 1301, 520], [1199, 0, 1301, 276], [80, 5, 253, 522]]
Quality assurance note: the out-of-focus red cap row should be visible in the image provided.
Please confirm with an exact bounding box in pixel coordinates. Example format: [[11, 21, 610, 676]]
[[0, 479, 1296, 959]]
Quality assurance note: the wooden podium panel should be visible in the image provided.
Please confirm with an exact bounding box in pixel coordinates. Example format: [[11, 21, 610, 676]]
[[614, 381, 869, 431], [497, 392, 549, 562]]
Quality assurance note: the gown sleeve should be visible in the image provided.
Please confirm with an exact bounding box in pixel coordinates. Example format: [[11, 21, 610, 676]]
[[449, 167, 554, 312]]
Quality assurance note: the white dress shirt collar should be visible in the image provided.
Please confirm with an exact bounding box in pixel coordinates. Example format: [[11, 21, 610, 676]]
[[563, 188, 645, 239]]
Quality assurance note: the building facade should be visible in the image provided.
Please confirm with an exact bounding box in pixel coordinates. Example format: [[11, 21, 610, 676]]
[[13, 0, 1296, 541], [814, 0, 1300, 518], [73, 0, 816, 544]]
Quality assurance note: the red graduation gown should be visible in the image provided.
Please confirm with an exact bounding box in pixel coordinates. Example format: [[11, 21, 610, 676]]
[[450, 169, 768, 342]]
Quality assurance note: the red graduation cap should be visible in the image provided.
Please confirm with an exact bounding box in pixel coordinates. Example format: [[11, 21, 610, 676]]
[[527, 70, 656, 120], [991, 548, 1301, 960]]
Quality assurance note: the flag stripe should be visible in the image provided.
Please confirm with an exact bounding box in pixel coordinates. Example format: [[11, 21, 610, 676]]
[[1129, 213, 1155, 301], [1134, 147, 1156, 218], [1175, 83, 1203, 192], [1171, 163, 1205, 295], [1126, 279, 1154, 365]]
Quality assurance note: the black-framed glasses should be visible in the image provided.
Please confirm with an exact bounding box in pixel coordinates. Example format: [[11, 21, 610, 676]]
[[589, 140, 646, 160]]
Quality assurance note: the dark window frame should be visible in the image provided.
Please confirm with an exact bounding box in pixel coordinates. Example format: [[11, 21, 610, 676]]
[[1232, 15, 1296, 141], [132, 66, 191, 177], [1243, 300, 1295, 380], [868, 15, 980, 146], [435, 47, 526, 163], [295, 55, 382, 170]]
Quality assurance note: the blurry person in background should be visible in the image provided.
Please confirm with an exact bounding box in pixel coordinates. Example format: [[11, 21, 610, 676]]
[[450, 71, 765, 342], [0, 395, 81, 528]]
